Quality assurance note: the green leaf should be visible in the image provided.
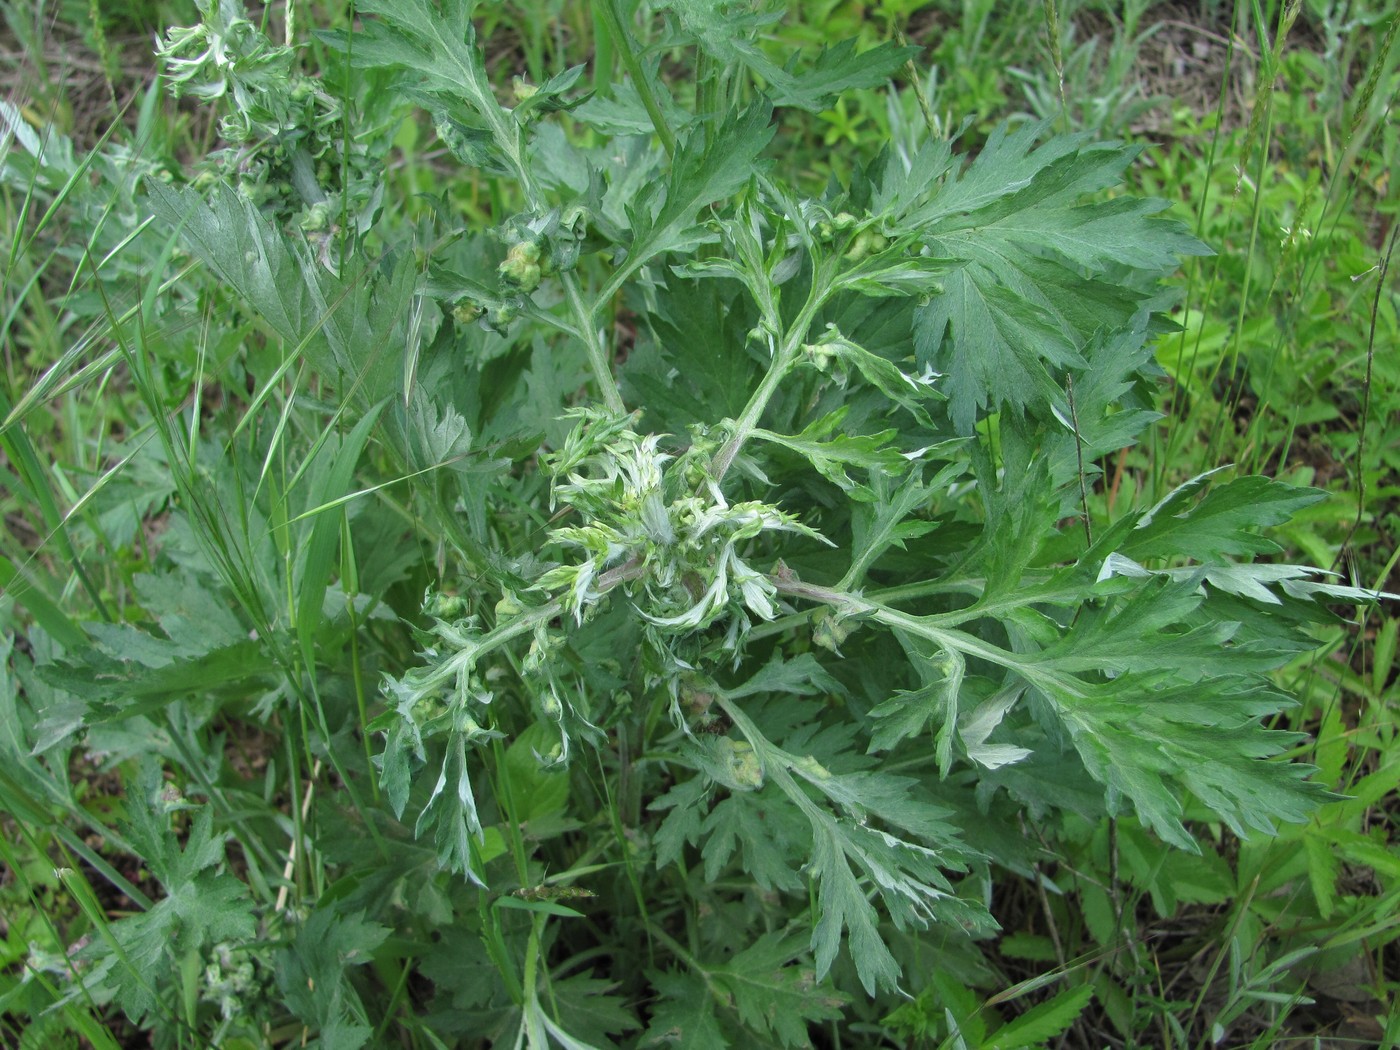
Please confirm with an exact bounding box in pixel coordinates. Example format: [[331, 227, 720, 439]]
[[808, 820, 900, 994], [1034, 672, 1327, 850], [75, 762, 255, 1024], [659, 5, 912, 114], [494, 896, 586, 920], [502, 722, 572, 822], [335, 0, 503, 134], [575, 79, 693, 137], [414, 727, 486, 879], [616, 102, 775, 293], [546, 975, 641, 1045], [655, 0, 784, 71], [1115, 472, 1326, 563], [841, 463, 961, 588], [36, 633, 278, 724], [769, 40, 919, 112], [711, 932, 847, 1046], [902, 123, 1209, 431], [644, 971, 727, 1049], [802, 325, 947, 430], [276, 905, 390, 1050], [295, 401, 386, 665], [753, 408, 908, 500], [916, 269, 1082, 433], [131, 571, 246, 653], [986, 984, 1094, 1049], [650, 776, 710, 869], [1028, 577, 1292, 678], [725, 651, 843, 700], [866, 637, 965, 778], [700, 791, 807, 891], [146, 183, 408, 404]]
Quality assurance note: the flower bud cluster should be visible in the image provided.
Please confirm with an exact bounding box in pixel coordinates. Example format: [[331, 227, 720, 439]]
[[812, 206, 889, 260]]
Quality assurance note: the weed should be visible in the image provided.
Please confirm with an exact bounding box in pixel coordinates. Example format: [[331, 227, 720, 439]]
[[1, 1, 1396, 1047]]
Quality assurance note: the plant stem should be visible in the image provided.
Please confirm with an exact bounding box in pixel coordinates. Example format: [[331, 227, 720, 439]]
[[424, 558, 646, 697], [470, 59, 629, 414], [711, 272, 831, 482], [596, 0, 675, 156], [770, 574, 1086, 702], [564, 274, 626, 414]]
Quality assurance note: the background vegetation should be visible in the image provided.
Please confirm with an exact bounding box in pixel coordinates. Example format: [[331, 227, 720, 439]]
[[1, 0, 1396, 1047]]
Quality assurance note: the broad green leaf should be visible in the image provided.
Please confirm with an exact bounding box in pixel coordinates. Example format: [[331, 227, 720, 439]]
[[36, 634, 278, 724], [1035, 673, 1329, 850], [701, 791, 807, 891], [916, 268, 1082, 432], [502, 722, 572, 822], [546, 975, 641, 1046]]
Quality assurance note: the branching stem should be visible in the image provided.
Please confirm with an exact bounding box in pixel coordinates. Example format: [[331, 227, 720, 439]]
[[770, 575, 1087, 704], [564, 275, 627, 414], [711, 271, 832, 482], [422, 559, 645, 696]]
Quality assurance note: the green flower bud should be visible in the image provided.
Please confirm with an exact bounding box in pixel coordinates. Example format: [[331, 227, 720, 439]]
[[845, 230, 875, 261], [812, 607, 855, 653], [499, 240, 543, 292], [490, 301, 520, 328], [452, 301, 484, 325], [299, 201, 330, 232], [425, 592, 469, 619], [680, 676, 715, 716], [720, 738, 764, 790], [289, 76, 316, 104]]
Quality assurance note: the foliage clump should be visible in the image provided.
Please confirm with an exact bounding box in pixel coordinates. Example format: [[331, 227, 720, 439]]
[[1, 1, 1393, 1047]]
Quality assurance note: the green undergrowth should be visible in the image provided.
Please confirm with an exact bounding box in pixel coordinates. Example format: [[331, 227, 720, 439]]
[[1, 1, 1398, 1048]]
